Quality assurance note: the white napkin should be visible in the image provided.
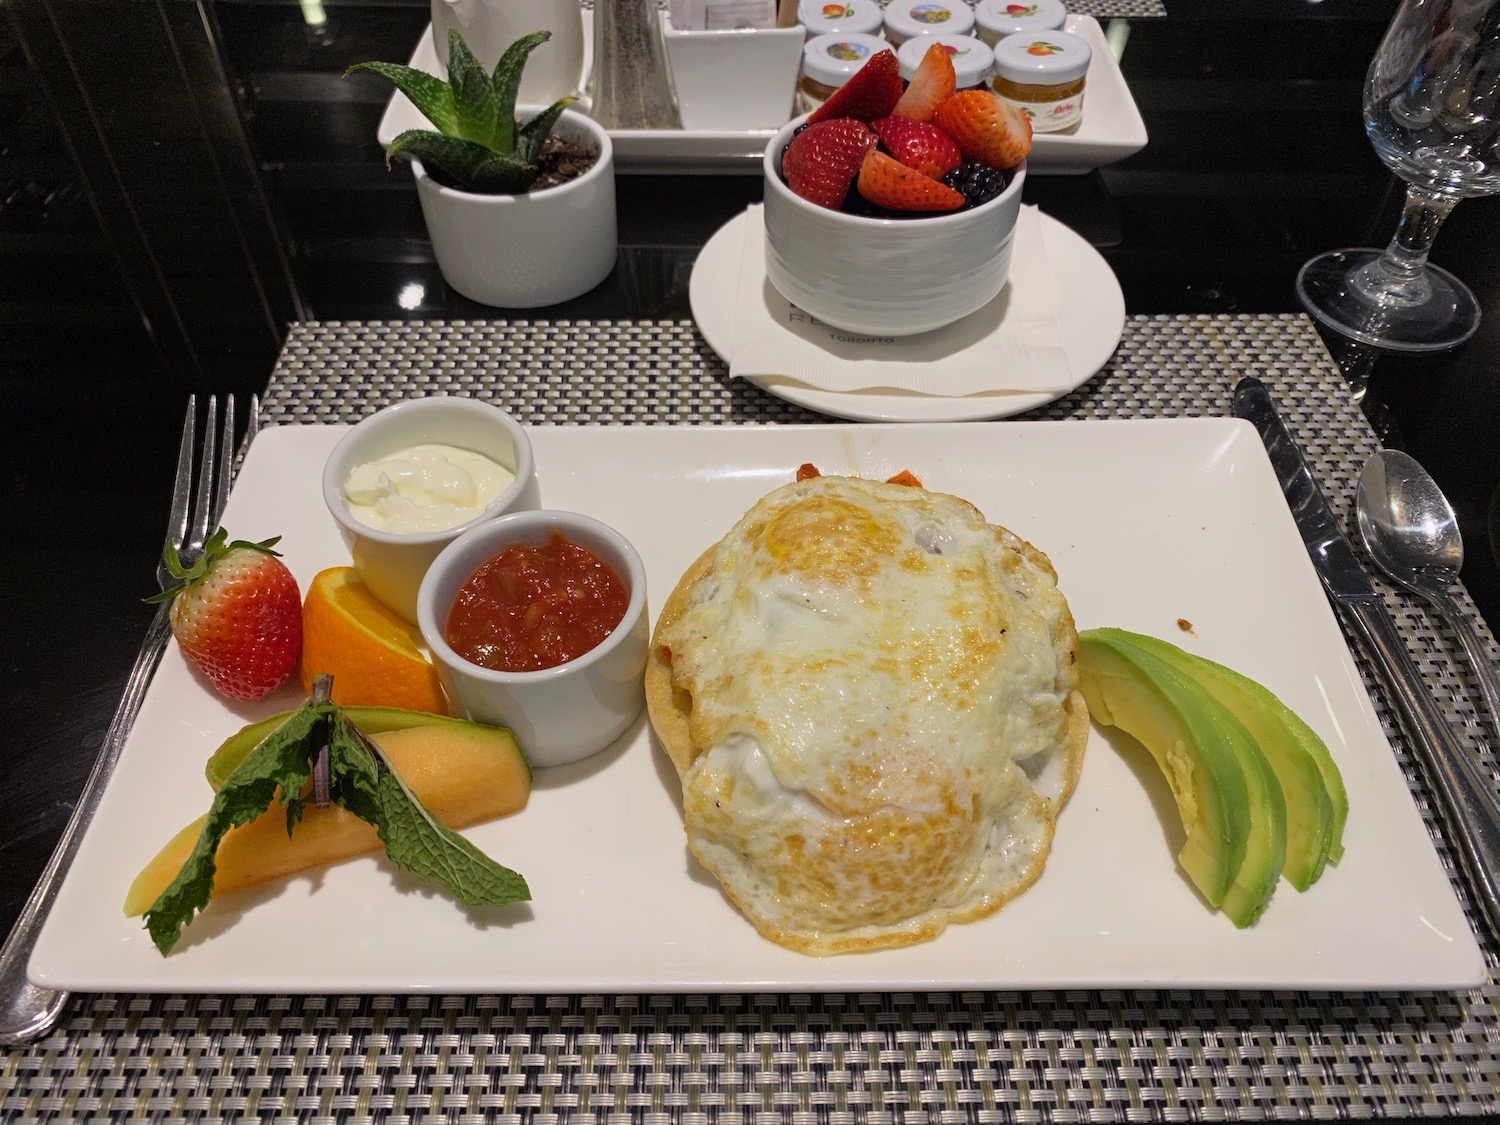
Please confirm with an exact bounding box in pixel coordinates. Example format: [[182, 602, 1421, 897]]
[[728, 204, 1074, 397]]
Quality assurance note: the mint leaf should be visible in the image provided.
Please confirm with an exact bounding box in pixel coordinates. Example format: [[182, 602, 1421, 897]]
[[142, 690, 528, 956], [327, 713, 530, 907], [142, 701, 329, 954]]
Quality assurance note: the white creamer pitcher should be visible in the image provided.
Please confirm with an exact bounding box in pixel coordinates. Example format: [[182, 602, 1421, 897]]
[[431, 0, 585, 105]]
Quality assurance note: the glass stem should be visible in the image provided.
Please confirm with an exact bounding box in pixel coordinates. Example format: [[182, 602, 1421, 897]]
[[1352, 184, 1459, 307]]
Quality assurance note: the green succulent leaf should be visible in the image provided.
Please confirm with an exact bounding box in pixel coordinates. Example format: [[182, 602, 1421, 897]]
[[447, 33, 503, 148], [346, 61, 458, 136], [385, 129, 539, 193], [352, 28, 574, 195], [516, 97, 577, 166], [464, 154, 542, 193], [490, 31, 552, 153]]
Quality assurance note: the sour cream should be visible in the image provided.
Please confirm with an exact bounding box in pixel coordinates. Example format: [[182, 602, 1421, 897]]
[[343, 444, 516, 534]]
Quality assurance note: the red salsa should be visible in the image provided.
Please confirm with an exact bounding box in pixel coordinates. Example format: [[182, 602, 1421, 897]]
[[446, 530, 629, 672]]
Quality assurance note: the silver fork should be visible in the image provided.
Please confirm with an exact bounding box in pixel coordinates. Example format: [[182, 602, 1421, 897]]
[[0, 393, 259, 1045]]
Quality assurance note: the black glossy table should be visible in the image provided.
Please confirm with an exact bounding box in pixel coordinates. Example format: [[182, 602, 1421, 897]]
[[4, 0, 1500, 1117]]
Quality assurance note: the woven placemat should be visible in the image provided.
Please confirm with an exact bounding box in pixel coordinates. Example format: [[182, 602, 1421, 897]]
[[5, 312, 1498, 1123]]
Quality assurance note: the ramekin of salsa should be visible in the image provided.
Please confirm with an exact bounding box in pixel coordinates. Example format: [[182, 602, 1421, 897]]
[[416, 510, 649, 768], [446, 531, 630, 673]]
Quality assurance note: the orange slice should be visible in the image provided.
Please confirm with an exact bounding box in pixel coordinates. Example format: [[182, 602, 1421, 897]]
[[299, 567, 448, 714]]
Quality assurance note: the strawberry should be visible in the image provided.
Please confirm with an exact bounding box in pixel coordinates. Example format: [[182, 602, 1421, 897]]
[[783, 119, 878, 208], [807, 49, 903, 124], [855, 148, 964, 212], [150, 528, 303, 700], [932, 89, 1033, 170], [890, 41, 957, 122], [871, 115, 961, 179]]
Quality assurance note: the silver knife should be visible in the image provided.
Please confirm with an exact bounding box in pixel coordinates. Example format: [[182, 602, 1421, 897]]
[[1233, 376, 1500, 944]]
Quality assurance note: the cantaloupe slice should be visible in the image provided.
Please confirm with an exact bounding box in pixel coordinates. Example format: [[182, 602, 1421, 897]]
[[124, 722, 530, 916], [204, 705, 479, 791]]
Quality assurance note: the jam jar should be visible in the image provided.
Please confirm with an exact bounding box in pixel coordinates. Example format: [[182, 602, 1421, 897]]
[[798, 0, 883, 39], [897, 33, 993, 91], [797, 33, 891, 114], [990, 28, 1090, 134], [972, 0, 1065, 47], [881, 0, 975, 47]]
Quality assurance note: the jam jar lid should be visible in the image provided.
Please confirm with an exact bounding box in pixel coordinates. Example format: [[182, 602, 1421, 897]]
[[798, 0, 884, 38], [801, 33, 894, 88], [992, 28, 1091, 85], [897, 34, 994, 88], [973, 0, 1066, 39], [882, 0, 976, 43]]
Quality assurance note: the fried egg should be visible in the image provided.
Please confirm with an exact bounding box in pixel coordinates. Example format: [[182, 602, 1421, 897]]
[[645, 474, 1088, 955]]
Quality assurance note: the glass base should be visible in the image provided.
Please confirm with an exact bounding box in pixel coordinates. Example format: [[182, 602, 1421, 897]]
[[1296, 249, 1481, 353]]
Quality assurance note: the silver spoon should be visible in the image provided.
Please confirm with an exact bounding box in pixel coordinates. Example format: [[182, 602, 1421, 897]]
[[1357, 448, 1500, 733]]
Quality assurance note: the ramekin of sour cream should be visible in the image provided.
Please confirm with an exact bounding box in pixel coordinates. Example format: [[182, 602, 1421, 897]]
[[322, 397, 540, 625]]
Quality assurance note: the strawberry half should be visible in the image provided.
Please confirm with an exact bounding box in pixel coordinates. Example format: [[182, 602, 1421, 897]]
[[890, 41, 958, 123], [871, 115, 961, 180], [932, 89, 1033, 170], [855, 148, 965, 212], [783, 118, 878, 209], [150, 528, 302, 701], [807, 49, 903, 124]]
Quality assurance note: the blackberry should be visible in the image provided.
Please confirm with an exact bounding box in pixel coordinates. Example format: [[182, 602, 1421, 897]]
[[941, 162, 1011, 210]]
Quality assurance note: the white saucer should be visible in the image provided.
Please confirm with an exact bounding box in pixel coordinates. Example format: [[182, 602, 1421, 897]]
[[689, 208, 1125, 423]]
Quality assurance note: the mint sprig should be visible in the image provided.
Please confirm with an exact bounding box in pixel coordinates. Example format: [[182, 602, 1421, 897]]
[[143, 684, 529, 955]]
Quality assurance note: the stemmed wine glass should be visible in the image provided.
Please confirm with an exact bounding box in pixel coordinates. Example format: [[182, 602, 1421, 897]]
[[1297, 0, 1500, 352]]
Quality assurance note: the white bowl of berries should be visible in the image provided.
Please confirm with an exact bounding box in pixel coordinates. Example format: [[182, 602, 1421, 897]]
[[763, 42, 1032, 337]]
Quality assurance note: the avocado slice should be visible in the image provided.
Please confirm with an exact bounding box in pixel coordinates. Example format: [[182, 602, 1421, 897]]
[[1078, 630, 1287, 926], [1094, 628, 1346, 887], [205, 705, 515, 790]]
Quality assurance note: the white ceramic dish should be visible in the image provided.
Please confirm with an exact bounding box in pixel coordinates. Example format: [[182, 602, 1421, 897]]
[[376, 14, 1147, 175], [691, 206, 1123, 421], [30, 420, 1483, 993], [322, 396, 541, 624], [417, 509, 649, 767], [762, 120, 1026, 337], [661, 15, 804, 132]]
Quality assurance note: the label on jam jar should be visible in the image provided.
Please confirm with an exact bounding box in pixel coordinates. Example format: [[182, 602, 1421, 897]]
[[990, 30, 1091, 133], [996, 86, 1085, 131]]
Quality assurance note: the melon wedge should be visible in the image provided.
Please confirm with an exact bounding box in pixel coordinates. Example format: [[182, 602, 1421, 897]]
[[124, 722, 530, 916]]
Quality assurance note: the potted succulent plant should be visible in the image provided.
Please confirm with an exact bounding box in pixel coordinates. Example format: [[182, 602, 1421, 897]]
[[351, 29, 616, 307]]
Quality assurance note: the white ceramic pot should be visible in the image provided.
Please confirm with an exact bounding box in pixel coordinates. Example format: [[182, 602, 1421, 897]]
[[321, 396, 541, 624], [412, 108, 616, 308], [417, 509, 649, 768], [762, 115, 1026, 336], [660, 13, 803, 132], [430, 0, 584, 104]]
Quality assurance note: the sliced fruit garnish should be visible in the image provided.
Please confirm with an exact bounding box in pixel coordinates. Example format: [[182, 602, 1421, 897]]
[[932, 89, 1033, 170], [891, 41, 958, 122], [871, 115, 961, 180], [299, 566, 449, 713], [855, 148, 965, 212], [807, 49, 903, 124], [783, 118, 879, 209]]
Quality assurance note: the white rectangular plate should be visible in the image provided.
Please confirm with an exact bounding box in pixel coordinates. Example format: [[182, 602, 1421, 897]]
[[31, 419, 1483, 993], [377, 15, 1147, 175]]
